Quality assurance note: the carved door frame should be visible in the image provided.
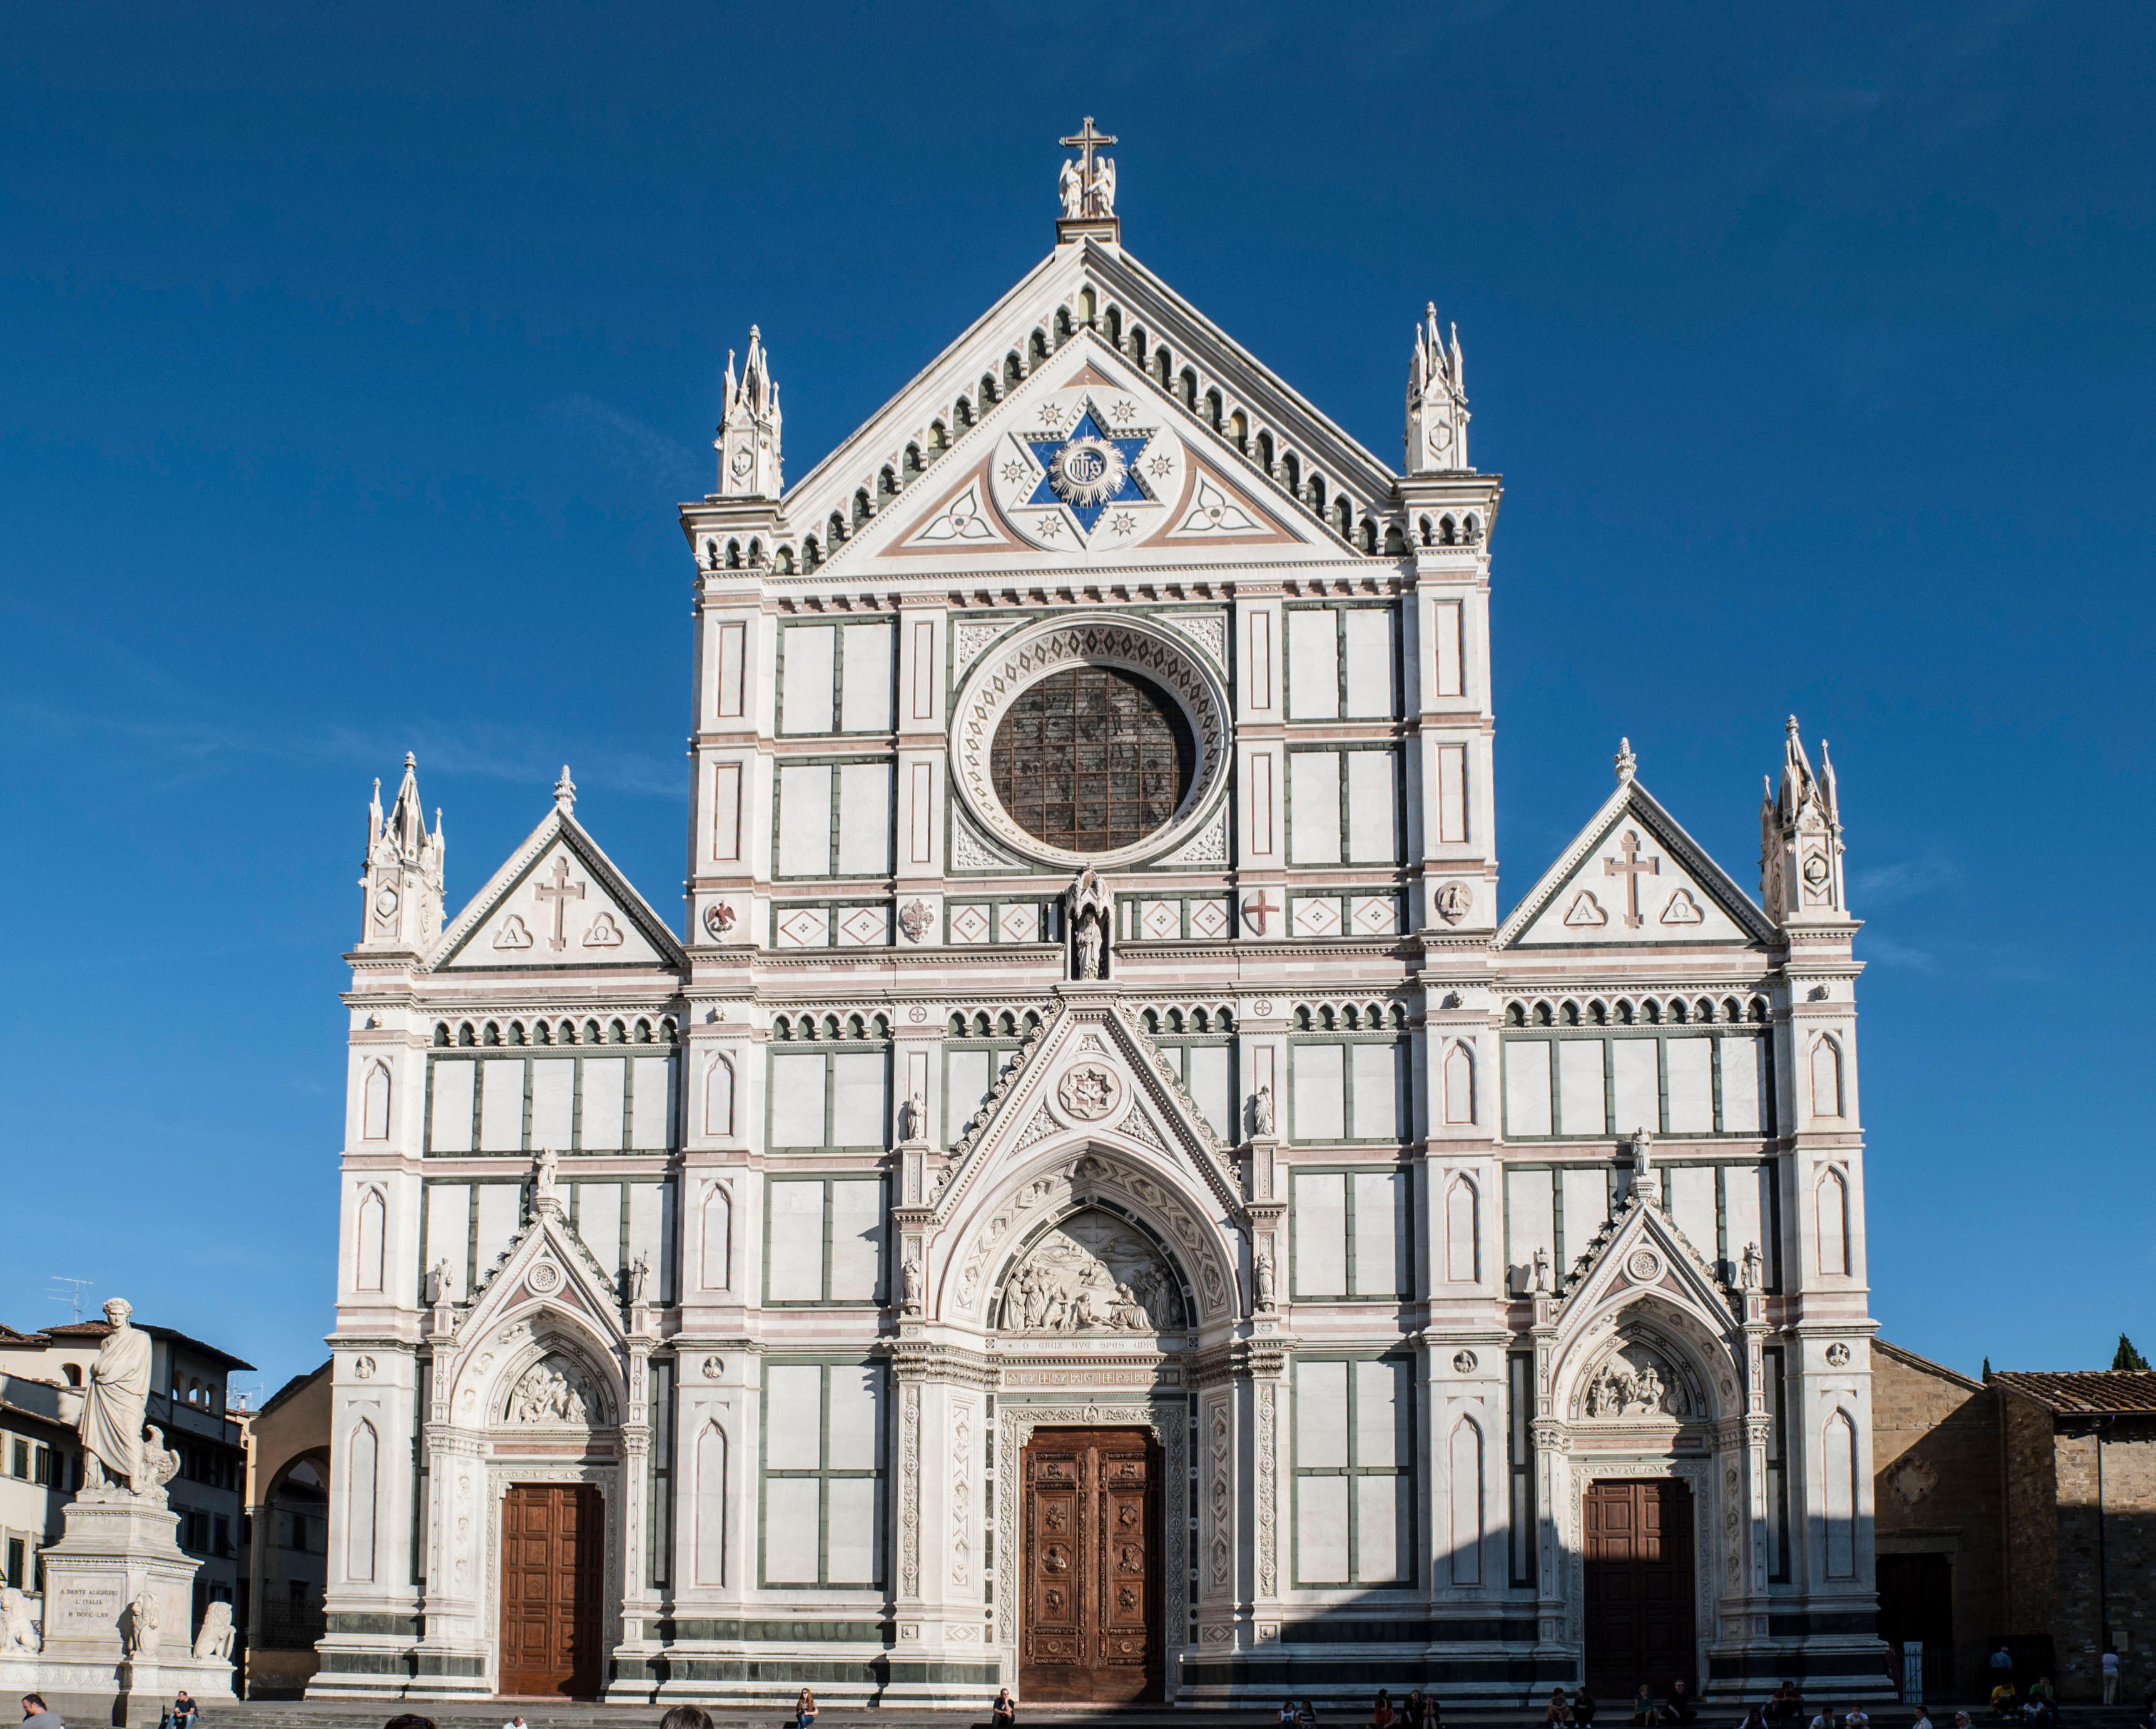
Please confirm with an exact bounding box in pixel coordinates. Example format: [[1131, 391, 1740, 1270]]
[[1018, 1426, 1162, 1701], [997, 1398, 1187, 1700]]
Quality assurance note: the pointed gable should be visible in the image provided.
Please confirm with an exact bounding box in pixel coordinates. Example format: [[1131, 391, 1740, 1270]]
[[1499, 776, 1775, 949], [431, 802, 685, 972], [773, 235, 1400, 577], [838, 332, 1331, 573], [933, 995, 1245, 1227]]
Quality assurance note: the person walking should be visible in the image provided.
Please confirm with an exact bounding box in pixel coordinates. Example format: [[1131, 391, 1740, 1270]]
[[2103, 1650, 2121, 1707]]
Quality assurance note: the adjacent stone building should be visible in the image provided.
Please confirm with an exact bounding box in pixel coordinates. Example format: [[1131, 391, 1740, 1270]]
[[313, 146, 1883, 1707], [236, 1360, 332, 1697]]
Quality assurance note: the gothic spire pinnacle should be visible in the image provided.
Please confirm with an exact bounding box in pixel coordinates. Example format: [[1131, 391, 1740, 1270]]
[[1405, 300, 1469, 473], [1761, 714, 1848, 925], [359, 753, 446, 951], [716, 326, 782, 497]]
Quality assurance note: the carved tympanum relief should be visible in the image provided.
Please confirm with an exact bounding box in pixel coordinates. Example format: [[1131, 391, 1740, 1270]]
[[1578, 1342, 1691, 1420], [997, 1210, 1186, 1334], [504, 1354, 596, 1426]]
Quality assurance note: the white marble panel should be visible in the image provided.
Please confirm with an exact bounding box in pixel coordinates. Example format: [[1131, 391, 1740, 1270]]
[[826, 1366, 880, 1471], [529, 1060, 574, 1150], [1298, 1362, 1348, 1465], [479, 1060, 525, 1152], [581, 1058, 624, 1150], [1298, 1476, 1348, 1583], [765, 1366, 822, 1466], [577, 1183, 622, 1279], [1289, 752, 1342, 865], [1505, 1040, 1552, 1137], [424, 1184, 470, 1299], [1666, 1037, 1714, 1134], [1358, 1474, 1399, 1583], [1506, 1167, 1555, 1289], [780, 626, 835, 734], [1353, 1170, 1403, 1295], [1185, 1043, 1231, 1140], [768, 1183, 824, 1300], [1721, 1037, 1765, 1133], [1355, 1360, 1402, 1469], [1293, 1173, 1346, 1296], [769, 1054, 826, 1147], [1560, 1167, 1610, 1270], [826, 1477, 878, 1584], [1292, 1043, 1345, 1141], [828, 1179, 882, 1302], [1351, 1043, 1403, 1139], [474, 1184, 520, 1282], [1559, 1040, 1606, 1137], [631, 1057, 673, 1148], [628, 1180, 673, 1295], [838, 622, 893, 732], [1612, 1039, 1659, 1137], [1670, 1165, 1717, 1262], [1286, 610, 1339, 719], [1342, 608, 1395, 718], [777, 764, 832, 876], [429, 1060, 474, 1152], [763, 1478, 820, 1582], [830, 1052, 887, 1145], [1346, 750, 1397, 863], [836, 764, 892, 873]]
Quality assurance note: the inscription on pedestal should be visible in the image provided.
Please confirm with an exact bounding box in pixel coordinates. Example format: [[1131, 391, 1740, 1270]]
[[53, 1573, 125, 1633]]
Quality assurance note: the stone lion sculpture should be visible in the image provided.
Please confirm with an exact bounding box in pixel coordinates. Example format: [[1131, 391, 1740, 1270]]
[[193, 1599, 235, 1660], [0, 1585, 40, 1654]]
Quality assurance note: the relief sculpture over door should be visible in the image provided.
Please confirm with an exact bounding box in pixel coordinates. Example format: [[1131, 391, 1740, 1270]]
[[1021, 1427, 1161, 1703]]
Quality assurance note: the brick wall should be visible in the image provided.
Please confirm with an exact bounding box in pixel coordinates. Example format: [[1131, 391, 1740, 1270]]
[[1871, 1344, 2004, 1695], [2045, 1416, 2156, 1702], [2003, 1392, 2061, 1643]]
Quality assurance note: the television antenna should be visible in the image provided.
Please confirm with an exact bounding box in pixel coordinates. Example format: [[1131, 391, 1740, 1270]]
[[46, 1277, 93, 1324]]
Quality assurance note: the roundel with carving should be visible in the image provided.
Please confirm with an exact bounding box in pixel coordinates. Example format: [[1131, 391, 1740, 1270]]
[[1624, 1247, 1665, 1284]]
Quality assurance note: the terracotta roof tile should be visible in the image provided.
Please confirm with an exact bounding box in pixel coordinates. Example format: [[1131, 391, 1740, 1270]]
[[1990, 1371, 2156, 1414]]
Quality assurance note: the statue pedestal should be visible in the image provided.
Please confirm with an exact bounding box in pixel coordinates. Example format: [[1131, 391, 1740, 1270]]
[[4, 1490, 236, 1726]]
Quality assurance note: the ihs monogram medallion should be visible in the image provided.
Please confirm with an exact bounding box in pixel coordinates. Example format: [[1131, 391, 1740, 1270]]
[[996, 390, 1179, 552]]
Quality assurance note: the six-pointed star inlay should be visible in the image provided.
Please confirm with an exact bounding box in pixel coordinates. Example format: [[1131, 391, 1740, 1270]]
[[1022, 400, 1160, 534]]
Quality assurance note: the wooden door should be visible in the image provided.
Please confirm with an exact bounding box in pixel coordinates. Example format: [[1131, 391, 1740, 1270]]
[[1020, 1428, 1161, 1703], [1584, 1478, 1695, 1697], [499, 1483, 604, 1697]]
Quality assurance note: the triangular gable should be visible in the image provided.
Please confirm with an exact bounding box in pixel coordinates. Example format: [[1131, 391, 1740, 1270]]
[[933, 995, 1246, 1228], [780, 235, 1397, 562], [1553, 1189, 1735, 1346], [462, 1199, 631, 1347], [837, 332, 1333, 572], [1498, 778, 1775, 948], [431, 804, 686, 972]]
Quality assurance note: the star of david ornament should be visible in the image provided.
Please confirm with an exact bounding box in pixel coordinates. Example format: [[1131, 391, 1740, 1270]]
[[1022, 400, 1159, 534]]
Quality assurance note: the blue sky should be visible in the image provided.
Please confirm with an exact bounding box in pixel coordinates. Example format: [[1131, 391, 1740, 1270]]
[[3, 3, 2150, 1396]]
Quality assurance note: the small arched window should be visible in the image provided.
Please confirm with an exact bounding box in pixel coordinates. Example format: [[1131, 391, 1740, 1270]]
[[1258, 430, 1275, 472]]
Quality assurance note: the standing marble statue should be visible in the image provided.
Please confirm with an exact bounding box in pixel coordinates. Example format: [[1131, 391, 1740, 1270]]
[[79, 1297, 151, 1491], [1073, 908, 1104, 980]]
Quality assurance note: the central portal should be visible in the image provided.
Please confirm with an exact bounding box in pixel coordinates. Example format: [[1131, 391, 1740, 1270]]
[[1020, 1427, 1162, 1703], [1583, 1478, 1696, 1698], [499, 1482, 604, 1698]]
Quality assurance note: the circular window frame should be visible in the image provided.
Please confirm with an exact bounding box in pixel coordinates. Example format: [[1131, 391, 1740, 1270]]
[[950, 616, 1230, 871]]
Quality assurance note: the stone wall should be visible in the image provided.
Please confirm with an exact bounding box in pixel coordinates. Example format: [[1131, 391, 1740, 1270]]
[[1871, 1344, 2003, 1695], [2040, 1415, 2156, 1701], [2001, 1394, 2061, 1658]]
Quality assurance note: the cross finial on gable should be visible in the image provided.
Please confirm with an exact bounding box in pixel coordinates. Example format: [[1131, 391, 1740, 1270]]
[[1056, 116, 1121, 243]]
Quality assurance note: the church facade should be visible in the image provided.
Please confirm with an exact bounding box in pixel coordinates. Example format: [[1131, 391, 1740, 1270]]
[[313, 148, 1883, 1707]]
